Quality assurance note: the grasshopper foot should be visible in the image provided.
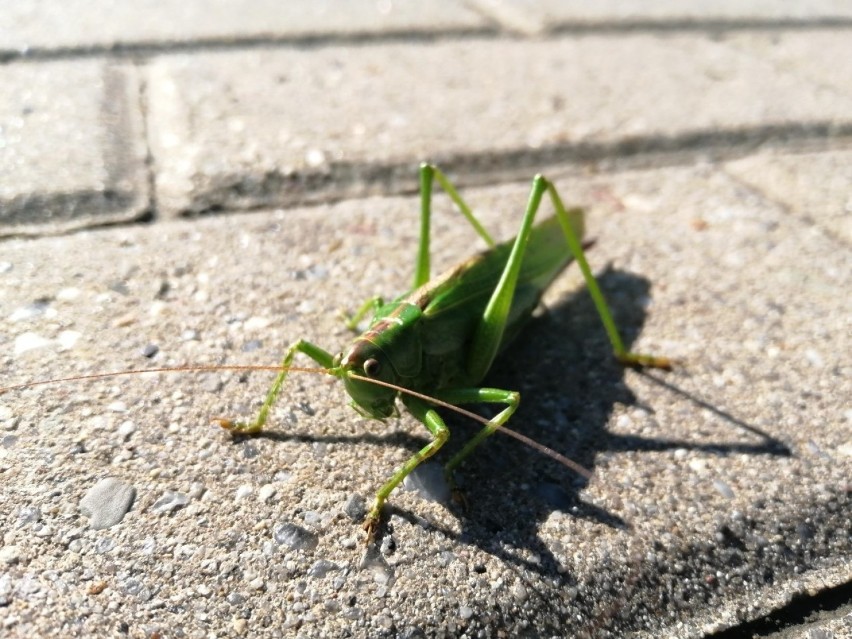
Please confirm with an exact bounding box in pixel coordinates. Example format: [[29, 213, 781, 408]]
[[212, 418, 263, 435], [616, 352, 674, 370], [362, 514, 381, 545], [445, 470, 469, 511], [362, 501, 383, 544], [451, 488, 469, 512]]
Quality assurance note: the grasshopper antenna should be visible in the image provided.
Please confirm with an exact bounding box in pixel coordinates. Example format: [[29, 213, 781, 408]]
[[0, 365, 332, 394], [349, 373, 593, 480], [3, 365, 592, 480]]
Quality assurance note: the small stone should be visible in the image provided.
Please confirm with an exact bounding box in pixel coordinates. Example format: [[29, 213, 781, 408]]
[[242, 339, 262, 352], [257, 484, 276, 503], [273, 523, 318, 551], [188, 482, 206, 499], [712, 479, 735, 499], [534, 482, 574, 512], [305, 148, 326, 167], [95, 537, 116, 553], [9, 301, 50, 322], [344, 494, 367, 522], [113, 313, 136, 328], [324, 600, 341, 613], [688, 458, 707, 473], [403, 462, 451, 504], [141, 343, 159, 358], [804, 348, 824, 368], [235, 485, 253, 500], [244, 316, 270, 331], [80, 478, 136, 530], [14, 332, 52, 355], [359, 545, 395, 587], [57, 331, 81, 350], [308, 559, 341, 578], [57, 287, 81, 301], [150, 491, 190, 514], [303, 510, 322, 526], [118, 421, 136, 441], [200, 375, 223, 393], [19, 506, 41, 523], [0, 545, 22, 566]]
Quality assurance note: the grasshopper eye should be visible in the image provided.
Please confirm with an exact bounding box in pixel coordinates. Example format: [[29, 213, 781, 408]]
[[363, 358, 381, 377]]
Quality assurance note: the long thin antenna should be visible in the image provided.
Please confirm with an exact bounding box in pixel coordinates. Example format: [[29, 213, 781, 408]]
[[4, 364, 592, 479], [0, 365, 331, 394], [348, 373, 592, 479]]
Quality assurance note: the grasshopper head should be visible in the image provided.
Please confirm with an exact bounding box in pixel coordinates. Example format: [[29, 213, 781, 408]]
[[337, 343, 398, 419]]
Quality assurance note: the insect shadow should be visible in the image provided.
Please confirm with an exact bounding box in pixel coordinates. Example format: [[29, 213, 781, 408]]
[[392, 266, 792, 578]]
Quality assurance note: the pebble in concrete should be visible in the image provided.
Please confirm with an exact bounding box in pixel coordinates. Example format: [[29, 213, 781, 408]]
[[79, 477, 136, 530], [272, 522, 319, 551], [402, 460, 452, 505]]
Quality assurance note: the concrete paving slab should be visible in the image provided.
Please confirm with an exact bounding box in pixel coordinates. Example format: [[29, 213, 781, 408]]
[[0, 1, 487, 57], [0, 61, 149, 236], [467, 0, 852, 35], [725, 149, 852, 245], [722, 31, 852, 98], [1, 163, 848, 637], [146, 34, 852, 217]]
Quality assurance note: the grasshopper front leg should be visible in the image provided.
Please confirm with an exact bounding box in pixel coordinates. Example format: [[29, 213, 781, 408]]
[[215, 339, 335, 433], [363, 395, 449, 542], [361, 388, 520, 540], [437, 387, 520, 476]]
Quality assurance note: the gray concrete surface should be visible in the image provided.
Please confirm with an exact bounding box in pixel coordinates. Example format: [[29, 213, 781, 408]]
[[145, 33, 852, 219], [0, 61, 148, 233], [0, 1, 487, 54], [1, 2, 850, 637], [467, 0, 852, 35]]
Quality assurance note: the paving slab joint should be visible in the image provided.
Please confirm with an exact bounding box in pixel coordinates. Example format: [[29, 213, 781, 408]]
[[169, 122, 852, 219]]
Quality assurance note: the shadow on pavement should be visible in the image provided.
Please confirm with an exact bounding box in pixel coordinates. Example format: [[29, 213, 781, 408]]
[[428, 268, 791, 579], [239, 268, 791, 586]]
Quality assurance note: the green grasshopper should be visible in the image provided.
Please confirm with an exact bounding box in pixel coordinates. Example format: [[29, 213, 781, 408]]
[[213, 164, 672, 540], [3, 164, 670, 541]]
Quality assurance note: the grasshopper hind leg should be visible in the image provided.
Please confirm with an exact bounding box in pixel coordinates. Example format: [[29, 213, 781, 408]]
[[543, 179, 673, 370]]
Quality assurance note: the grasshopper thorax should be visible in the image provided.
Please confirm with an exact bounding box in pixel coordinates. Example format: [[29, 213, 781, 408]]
[[335, 301, 426, 419]]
